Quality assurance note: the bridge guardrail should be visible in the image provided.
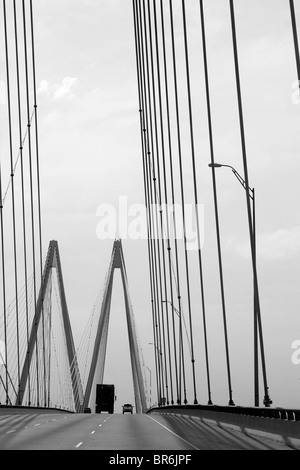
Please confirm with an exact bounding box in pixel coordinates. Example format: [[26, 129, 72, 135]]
[[0, 405, 73, 414], [147, 404, 300, 422]]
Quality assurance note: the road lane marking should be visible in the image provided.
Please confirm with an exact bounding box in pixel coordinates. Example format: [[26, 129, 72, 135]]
[[91, 431, 95, 435], [75, 442, 83, 448], [6, 430, 16, 434], [147, 416, 200, 450], [34, 423, 41, 427]]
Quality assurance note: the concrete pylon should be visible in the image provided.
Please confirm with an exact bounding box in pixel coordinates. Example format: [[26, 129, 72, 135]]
[[82, 240, 147, 414], [16, 241, 83, 412]]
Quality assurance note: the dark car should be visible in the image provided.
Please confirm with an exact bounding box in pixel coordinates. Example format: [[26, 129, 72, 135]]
[[84, 407, 91, 413], [122, 403, 133, 414]]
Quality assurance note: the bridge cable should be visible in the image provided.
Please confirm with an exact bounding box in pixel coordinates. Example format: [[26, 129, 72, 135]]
[[143, 0, 185, 406], [29, 0, 46, 408], [152, 0, 192, 407], [147, 0, 172, 406], [133, 0, 161, 409], [168, 0, 192, 405], [141, 0, 166, 405], [181, 0, 213, 406], [197, 0, 221, 407], [12, 0, 31, 406], [0, 158, 8, 404], [159, 0, 181, 405], [182, 0, 212, 406], [3, 0, 21, 396], [229, 0, 272, 407], [133, 2, 157, 409], [22, 0, 40, 406], [134, 0, 163, 405], [137, 2, 162, 408], [290, 0, 300, 86]]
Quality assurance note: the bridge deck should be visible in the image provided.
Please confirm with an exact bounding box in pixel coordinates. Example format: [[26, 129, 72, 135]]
[[0, 410, 295, 451]]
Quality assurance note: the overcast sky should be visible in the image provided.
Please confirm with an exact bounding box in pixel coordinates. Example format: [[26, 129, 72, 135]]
[[1, 0, 300, 412]]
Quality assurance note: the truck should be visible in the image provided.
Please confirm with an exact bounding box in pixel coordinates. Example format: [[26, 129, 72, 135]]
[[95, 384, 115, 414]]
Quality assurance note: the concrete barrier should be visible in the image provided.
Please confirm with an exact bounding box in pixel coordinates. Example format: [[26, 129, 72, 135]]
[[148, 406, 300, 450], [0, 405, 72, 415]]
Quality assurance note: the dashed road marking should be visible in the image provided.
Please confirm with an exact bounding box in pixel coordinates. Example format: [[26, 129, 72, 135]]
[[75, 442, 83, 448]]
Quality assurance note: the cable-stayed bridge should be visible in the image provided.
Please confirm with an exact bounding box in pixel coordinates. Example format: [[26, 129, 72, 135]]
[[0, 0, 300, 451]]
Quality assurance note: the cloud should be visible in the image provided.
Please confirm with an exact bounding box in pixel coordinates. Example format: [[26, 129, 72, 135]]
[[54, 77, 78, 100], [37, 79, 51, 95], [37, 77, 78, 100], [236, 226, 300, 260]]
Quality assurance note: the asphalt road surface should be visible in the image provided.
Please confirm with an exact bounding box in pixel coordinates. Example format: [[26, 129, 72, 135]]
[[0, 411, 295, 451]]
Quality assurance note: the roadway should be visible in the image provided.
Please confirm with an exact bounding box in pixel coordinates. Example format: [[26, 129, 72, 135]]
[[0, 410, 295, 451]]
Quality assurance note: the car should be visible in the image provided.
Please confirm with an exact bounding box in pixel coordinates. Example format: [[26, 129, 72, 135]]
[[84, 407, 91, 413], [122, 403, 133, 414]]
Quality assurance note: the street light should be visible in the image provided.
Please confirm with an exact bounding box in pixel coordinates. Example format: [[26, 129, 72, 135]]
[[208, 162, 272, 407]]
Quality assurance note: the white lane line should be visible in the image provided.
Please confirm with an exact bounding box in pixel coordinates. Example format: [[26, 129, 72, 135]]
[[34, 423, 41, 426], [6, 430, 16, 434], [99, 424, 102, 427], [146, 416, 200, 450], [91, 431, 95, 435], [75, 442, 83, 448]]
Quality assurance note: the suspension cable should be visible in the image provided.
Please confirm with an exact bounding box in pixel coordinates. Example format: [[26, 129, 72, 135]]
[[0, 158, 8, 404], [229, 0, 271, 407], [134, 0, 163, 405], [29, 0, 46, 407], [13, 0, 32, 407], [159, 0, 180, 405], [3, 0, 21, 402], [140, 0, 166, 406], [198, 0, 215, 406], [22, 0, 40, 406], [290, 0, 300, 86], [147, 0, 171, 406], [168, 0, 190, 405]]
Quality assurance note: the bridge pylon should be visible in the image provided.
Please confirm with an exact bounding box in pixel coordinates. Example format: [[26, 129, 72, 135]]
[[82, 240, 147, 414], [16, 240, 83, 412]]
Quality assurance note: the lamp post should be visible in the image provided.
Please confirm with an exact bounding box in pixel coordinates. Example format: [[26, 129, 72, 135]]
[[208, 162, 271, 407]]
